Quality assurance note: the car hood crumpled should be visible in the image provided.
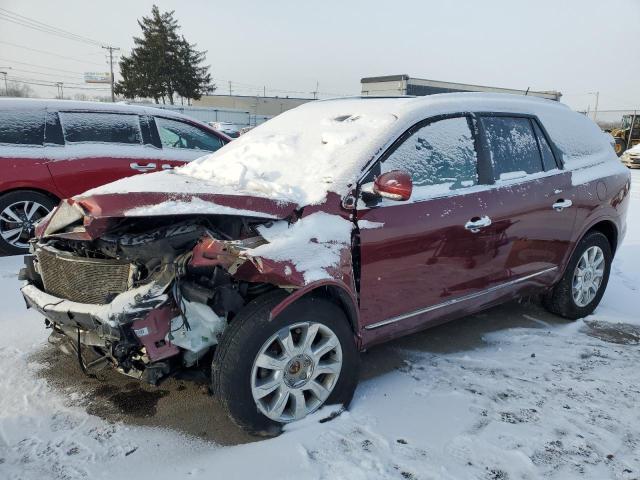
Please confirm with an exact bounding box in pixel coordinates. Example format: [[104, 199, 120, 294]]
[[37, 177, 300, 240]]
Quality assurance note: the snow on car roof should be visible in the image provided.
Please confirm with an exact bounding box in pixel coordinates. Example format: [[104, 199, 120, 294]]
[[87, 93, 616, 206], [0, 98, 203, 124]]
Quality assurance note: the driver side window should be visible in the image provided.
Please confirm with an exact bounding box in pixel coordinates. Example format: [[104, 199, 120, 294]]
[[381, 116, 478, 195], [155, 117, 224, 152]]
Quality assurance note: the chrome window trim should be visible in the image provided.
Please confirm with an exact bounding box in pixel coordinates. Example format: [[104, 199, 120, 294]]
[[364, 266, 558, 330]]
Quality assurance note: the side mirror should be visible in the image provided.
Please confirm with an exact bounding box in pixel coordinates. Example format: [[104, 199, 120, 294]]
[[373, 170, 413, 201]]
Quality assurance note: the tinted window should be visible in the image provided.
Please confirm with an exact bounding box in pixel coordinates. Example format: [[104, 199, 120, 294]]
[[480, 116, 543, 180], [156, 117, 224, 151], [60, 112, 142, 144], [532, 121, 558, 171], [0, 110, 45, 145], [382, 116, 478, 190]]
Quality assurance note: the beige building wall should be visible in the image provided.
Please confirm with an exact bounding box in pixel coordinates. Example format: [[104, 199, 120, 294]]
[[194, 95, 313, 117]]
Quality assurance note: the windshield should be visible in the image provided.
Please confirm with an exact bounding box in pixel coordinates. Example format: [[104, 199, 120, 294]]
[[176, 98, 404, 205]]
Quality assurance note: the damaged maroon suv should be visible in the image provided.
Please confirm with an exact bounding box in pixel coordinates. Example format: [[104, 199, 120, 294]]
[[20, 94, 630, 435]]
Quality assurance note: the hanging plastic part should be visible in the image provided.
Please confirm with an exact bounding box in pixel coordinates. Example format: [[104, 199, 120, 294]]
[[76, 327, 97, 379], [168, 299, 226, 357]]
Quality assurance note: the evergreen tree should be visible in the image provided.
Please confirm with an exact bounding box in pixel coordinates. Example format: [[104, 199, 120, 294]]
[[115, 5, 214, 104]]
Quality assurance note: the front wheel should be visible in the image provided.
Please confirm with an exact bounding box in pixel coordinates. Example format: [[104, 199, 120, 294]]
[[543, 231, 612, 319], [212, 292, 359, 436]]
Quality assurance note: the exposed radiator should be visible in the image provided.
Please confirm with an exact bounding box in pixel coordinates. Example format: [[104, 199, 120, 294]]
[[36, 246, 134, 304]]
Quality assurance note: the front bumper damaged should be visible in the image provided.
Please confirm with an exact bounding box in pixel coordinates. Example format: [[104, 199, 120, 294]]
[[21, 261, 176, 330]]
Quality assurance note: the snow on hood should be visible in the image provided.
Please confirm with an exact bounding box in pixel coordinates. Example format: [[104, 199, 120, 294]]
[[176, 99, 405, 205]]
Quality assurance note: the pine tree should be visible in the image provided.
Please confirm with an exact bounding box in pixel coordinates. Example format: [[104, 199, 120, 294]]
[[115, 5, 214, 104]]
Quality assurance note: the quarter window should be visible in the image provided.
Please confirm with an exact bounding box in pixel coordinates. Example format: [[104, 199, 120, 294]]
[[60, 112, 142, 144], [381, 116, 478, 192], [480, 116, 543, 180], [155, 117, 224, 152], [0, 110, 45, 146]]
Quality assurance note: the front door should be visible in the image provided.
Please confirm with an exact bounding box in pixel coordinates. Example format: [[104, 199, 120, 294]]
[[356, 115, 510, 333]]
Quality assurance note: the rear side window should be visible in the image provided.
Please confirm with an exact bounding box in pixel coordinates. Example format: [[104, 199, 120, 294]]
[[532, 121, 558, 171], [0, 110, 45, 146], [480, 116, 543, 180], [155, 117, 224, 151], [381, 116, 478, 191], [60, 112, 142, 144]]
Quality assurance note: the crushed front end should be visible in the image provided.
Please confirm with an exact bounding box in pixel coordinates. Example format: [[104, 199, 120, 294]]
[[20, 198, 304, 384]]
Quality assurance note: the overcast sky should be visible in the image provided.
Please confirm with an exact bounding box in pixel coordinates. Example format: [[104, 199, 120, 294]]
[[0, 0, 638, 113]]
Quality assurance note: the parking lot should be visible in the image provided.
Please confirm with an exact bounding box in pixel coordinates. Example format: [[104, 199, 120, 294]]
[[0, 171, 638, 479]]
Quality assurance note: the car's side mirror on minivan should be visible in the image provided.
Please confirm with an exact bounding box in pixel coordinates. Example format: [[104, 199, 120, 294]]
[[373, 170, 413, 201]]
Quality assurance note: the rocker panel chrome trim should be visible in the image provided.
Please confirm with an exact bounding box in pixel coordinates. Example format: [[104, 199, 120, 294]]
[[364, 266, 558, 330]]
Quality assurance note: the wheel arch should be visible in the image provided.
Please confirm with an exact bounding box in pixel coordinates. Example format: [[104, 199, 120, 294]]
[[587, 219, 618, 255], [0, 186, 61, 204], [269, 281, 361, 344]]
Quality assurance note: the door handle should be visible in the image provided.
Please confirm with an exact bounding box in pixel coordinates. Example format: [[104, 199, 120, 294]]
[[552, 199, 573, 211], [130, 162, 156, 172], [464, 215, 492, 233]]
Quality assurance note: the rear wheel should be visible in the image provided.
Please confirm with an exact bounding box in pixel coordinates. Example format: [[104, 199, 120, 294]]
[[614, 137, 626, 157], [543, 231, 612, 319], [212, 292, 359, 436], [0, 190, 57, 255]]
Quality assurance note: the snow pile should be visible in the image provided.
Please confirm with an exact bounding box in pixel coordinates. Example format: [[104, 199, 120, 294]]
[[248, 212, 353, 283], [176, 99, 403, 205], [624, 143, 640, 156]]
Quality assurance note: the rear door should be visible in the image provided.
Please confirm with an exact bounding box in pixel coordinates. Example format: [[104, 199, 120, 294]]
[[152, 116, 226, 170], [476, 114, 577, 280], [356, 115, 511, 332], [47, 111, 157, 197]]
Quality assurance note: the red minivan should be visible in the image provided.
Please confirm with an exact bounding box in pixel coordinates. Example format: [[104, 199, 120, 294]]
[[20, 94, 630, 436], [0, 99, 229, 254]]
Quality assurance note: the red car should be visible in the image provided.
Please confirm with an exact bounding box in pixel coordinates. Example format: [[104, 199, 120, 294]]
[[20, 94, 630, 435], [0, 99, 229, 254]]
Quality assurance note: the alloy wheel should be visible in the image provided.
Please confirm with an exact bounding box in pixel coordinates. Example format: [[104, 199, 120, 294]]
[[250, 321, 343, 423], [572, 245, 605, 307], [0, 201, 50, 249]]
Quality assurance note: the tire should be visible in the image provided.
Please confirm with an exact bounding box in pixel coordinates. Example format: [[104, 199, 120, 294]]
[[543, 231, 612, 320], [0, 190, 57, 255], [614, 138, 626, 157], [212, 291, 359, 436]]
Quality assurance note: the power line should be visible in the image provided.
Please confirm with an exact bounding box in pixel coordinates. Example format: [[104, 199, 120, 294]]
[[6, 75, 110, 90], [0, 40, 105, 66], [7, 67, 84, 83], [0, 57, 85, 75], [0, 7, 105, 47]]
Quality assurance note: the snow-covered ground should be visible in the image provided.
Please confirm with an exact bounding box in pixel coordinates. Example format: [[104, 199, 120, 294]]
[[1, 170, 639, 480]]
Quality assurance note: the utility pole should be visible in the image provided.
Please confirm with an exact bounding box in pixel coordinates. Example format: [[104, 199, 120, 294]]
[[312, 81, 319, 100], [588, 91, 600, 121], [55, 82, 64, 99], [102, 45, 120, 102], [0, 70, 9, 96], [228, 81, 232, 96]]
